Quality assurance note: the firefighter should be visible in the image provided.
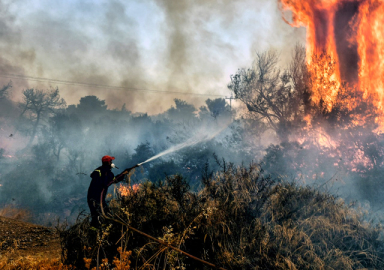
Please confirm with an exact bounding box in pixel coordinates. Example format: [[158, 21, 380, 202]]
[[87, 155, 127, 228]]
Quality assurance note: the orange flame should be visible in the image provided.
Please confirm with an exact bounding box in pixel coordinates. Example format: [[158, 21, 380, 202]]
[[118, 184, 140, 197], [279, 0, 384, 124]]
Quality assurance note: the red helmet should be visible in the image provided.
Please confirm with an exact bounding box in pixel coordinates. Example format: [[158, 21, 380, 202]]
[[102, 155, 115, 163]]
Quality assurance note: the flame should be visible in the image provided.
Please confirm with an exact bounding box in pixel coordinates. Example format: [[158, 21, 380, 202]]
[[279, 0, 384, 125], [118, 184, 140, 197]]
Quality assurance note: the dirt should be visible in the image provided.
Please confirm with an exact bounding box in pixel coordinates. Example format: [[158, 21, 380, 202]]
[[0, 215, 61, 260]]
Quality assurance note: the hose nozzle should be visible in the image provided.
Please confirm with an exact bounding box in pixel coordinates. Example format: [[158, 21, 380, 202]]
[[111, 163, 119, 169]]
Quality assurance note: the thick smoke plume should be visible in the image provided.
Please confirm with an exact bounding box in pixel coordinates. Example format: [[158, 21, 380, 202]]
[[0, 0, 304, 114], [3, 0, 384, 230]]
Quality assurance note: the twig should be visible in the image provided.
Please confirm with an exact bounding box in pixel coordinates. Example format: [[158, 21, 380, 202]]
[[100, 191, 227, 270]]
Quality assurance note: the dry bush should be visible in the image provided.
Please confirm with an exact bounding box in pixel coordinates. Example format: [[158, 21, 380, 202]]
[[60, 164, 384, 269], [0, 255, 74, 270]]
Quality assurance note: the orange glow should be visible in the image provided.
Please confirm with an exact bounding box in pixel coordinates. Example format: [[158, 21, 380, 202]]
[[118, 184, 140, 197], [298, 128, 338, 149], [279, 0, 384, 126]]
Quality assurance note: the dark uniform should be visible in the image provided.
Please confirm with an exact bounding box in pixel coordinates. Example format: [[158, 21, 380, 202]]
[[87, 164, 125, 227]]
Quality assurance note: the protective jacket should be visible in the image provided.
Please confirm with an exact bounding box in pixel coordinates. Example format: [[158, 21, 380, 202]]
[[87, 165, 125, 227], [88, 165, 115, 205]]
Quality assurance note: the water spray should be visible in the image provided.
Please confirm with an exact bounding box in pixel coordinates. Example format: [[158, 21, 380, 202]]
[[136, 120, 231, 167]]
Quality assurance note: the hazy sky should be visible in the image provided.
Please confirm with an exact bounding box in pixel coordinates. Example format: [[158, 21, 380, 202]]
[[0, 0, 305, 114]]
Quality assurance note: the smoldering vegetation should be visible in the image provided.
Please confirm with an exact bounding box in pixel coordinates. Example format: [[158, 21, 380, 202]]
[[228, 46, 384, 216], [0, 84, 259, 225], [2, 45, 384, 268]]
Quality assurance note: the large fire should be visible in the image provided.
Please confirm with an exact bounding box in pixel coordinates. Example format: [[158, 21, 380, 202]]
[[279, 0, 384, 122]]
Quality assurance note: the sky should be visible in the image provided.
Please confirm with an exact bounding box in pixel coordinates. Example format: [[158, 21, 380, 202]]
[[0, 0, 306, 114]]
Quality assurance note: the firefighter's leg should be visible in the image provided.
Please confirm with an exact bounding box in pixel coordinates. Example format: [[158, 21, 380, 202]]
[[88, 199, 101, 228]]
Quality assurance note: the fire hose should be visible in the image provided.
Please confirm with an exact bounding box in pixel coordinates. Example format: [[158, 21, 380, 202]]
[[99, 165, 227, 270]]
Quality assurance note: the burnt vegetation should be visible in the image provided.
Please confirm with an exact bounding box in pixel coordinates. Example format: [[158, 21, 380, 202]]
[[1, 45, 384, 268]]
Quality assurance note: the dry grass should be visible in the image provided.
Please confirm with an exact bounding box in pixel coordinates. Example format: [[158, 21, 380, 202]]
[[60, 164, 384, 269], [0, 248, 132, 270], [0, 240, 72, 270], [0, 256, 73, 270], [0, 230, 131, 270]]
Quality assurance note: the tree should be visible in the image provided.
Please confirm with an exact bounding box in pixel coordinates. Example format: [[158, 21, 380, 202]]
[[75, 95, 107, 122], [131, 141, 155, 165], [40, 113, 83, 162], [167, 99, 197, 123], [205, 98, 231, 120], [19, 87, 66, 147], [228, 47, 308, 142], [0, 81, 12, 100], [166, 99, 199, 144]]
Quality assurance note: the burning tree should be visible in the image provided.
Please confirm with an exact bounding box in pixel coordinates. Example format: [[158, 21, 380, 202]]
[[227, 0, 384, 209], [230, 46, 384, 206], [279, 0, 384, 127], [228, 46, 310, 142]]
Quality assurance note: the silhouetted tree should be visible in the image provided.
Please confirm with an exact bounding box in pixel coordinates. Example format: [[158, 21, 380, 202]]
[[205, 98, 231, 120], [131, 141, 155, 165], [0, 81, 12, 100], [75, 95, 107, 122], [40, 113, 83, 162], [166, 99, 200, 144], [19, 87, 66, 147], [167, 99, 197, 124]]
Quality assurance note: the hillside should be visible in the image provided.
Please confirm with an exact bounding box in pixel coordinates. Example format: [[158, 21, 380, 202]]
[[0, 215, 61, 262]]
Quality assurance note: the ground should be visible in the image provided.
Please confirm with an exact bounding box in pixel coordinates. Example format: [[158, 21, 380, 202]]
[[0, 215, 61, 260]]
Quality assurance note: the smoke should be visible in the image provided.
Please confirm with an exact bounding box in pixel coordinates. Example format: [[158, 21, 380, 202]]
[[0, 89, 258, 225], [0, 0, 28, 93], [0, 0, 313, 225], [333, 1, 360, 84], [0, 0, 305, 114]]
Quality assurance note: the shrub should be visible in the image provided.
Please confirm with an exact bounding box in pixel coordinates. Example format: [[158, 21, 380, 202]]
[[60, 165, 384, 269]]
